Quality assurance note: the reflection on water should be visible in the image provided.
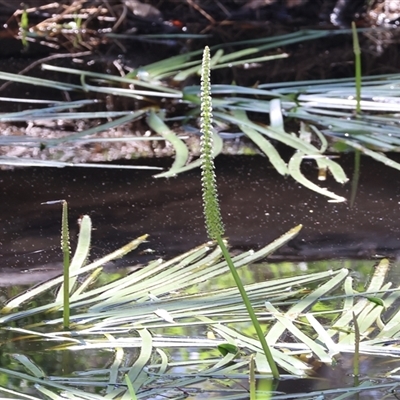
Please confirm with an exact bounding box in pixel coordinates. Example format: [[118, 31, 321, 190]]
[[2, 154, 400, 397], [2, 259, 400, 399]]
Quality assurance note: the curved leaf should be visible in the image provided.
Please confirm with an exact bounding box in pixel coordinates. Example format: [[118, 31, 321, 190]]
[[288, 151, 346, 202], [154, 131, 223, 178], [147, 110, 189, 177], [234, 109, 288, 175]]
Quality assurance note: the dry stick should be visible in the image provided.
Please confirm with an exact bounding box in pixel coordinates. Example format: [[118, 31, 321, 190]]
[[186, 0, 216, 24]]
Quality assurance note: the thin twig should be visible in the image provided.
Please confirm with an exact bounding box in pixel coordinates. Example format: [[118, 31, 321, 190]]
[[186, 0, 216, 24]]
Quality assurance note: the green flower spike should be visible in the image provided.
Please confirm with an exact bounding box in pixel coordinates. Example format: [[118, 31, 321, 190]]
[[200, 46, 224, 240], [199, 46, 280, 379]]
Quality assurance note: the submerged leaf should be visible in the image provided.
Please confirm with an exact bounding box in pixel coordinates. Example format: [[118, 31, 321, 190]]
[[11, 354, 46, 378]]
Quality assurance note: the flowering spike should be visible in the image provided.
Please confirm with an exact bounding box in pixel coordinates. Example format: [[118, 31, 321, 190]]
[[200, 46, 224, 240]]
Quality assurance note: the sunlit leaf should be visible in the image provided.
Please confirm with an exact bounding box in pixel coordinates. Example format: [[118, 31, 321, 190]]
[[288, 151, 347, 202], [147, 111, 189, 177]]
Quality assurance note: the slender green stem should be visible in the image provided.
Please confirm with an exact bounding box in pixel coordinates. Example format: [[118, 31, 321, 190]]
[[125, 374, 138, 400], [61, 200, 70, 329], [250, 355, 256, 400], [352, 312, 360, 376], [352, 21, 361, 116], [199, 45, 279, 378], [351, 22, 362, 207], [257, 378, 274, 400], [352, 311, 360, 400], [217, 236, 280, 378], [41, 199, 71, 328]]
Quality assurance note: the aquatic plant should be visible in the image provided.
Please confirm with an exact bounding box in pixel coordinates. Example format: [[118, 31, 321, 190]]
[[200, 45, 279, 378], [1, 197, 400, 398], [59, 199, 71, 329], [3, 19, 400, 398], [3, 28, 400, 201], [38, 200, 93, 329], [1, 234, 400, 398]]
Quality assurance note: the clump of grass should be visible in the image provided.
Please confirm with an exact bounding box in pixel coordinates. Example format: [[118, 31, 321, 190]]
[[5, 28, 400, 204], [1, 207, 400, 398]]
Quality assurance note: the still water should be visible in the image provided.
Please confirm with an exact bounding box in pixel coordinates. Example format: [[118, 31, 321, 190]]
[[1, 154, 400, 398], [1, 259, 400, 399], [1, 153, 400, 276]]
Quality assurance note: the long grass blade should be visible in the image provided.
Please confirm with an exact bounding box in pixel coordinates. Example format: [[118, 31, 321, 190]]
[[11, 354, 46, 378], [127, 329, 153, 391], [154, 130, 223, 177], [0, 70, 81, 91], [288, 152, 347, 202], [343, 139, 400, 172], [147, 110, 189, 177], [235, 113, 288, 176], [0, 157, 163, 169]]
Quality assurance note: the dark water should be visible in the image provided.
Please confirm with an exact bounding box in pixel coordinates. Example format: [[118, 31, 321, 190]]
[[1, 153, 399, 278], [2, 153, 400, 398]]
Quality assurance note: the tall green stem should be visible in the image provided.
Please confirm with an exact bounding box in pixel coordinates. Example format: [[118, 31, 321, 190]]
[[61, 200, 70, 329], [217, 236, 280, 378], [200, 46, 279, 379], [351, 21, 361, 116], [351, 21, 362, 206]]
